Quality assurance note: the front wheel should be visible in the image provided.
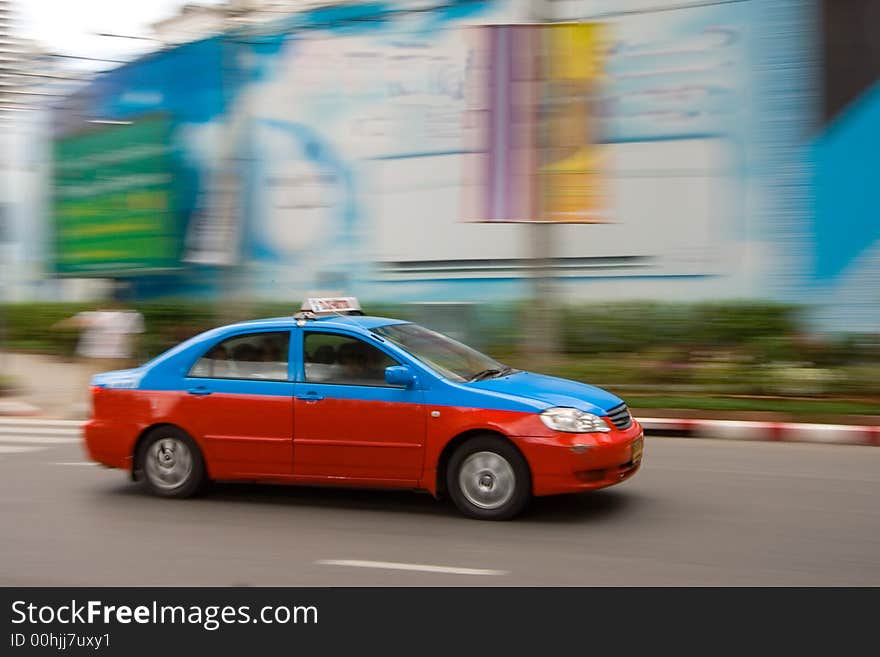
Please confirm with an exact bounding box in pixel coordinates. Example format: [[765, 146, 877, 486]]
[[447, 436, 531, 520], [138, 427, 206, 498]]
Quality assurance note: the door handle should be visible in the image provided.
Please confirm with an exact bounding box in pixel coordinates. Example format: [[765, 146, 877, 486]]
[[187, 386, 212, 396], [296, 391, 324, 402]]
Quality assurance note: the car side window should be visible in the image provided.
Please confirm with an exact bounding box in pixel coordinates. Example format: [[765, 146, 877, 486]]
[[189, 331, 290, 381], [304, 332, 400, 387]]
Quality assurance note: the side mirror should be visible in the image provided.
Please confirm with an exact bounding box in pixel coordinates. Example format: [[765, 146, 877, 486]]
[[385, 365, 416, 388]]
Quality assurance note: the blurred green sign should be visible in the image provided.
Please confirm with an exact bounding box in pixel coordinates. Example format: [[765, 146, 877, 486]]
[[53, 116, 179, 276]]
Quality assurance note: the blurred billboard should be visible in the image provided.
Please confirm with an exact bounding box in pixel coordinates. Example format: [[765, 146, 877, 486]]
[[52, 115, 178, 275], [463, 23, 606, 223], [48, 36, 235, 293], [43, 0, 866, 326]]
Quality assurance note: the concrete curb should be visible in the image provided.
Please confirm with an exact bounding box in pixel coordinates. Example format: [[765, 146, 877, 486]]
[[640, 417, 880, 446]]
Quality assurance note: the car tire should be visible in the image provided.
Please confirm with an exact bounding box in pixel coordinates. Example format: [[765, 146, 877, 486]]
[[447, 435, 531, 520], [138, 426, 207, 498]]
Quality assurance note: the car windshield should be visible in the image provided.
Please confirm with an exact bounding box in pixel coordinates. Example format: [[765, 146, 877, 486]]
[[372, 323, 512, 382]]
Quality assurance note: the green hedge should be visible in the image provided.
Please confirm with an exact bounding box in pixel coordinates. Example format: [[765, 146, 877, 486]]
[[0, 299, 876, 365], [559, 300, 802, 354], [1, 302, 95, 357], [1, 300, 878, 399], [0, 300, 515, 360]]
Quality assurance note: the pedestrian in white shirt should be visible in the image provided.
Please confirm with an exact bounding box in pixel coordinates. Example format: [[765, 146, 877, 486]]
[[53, 301, 145, 417]]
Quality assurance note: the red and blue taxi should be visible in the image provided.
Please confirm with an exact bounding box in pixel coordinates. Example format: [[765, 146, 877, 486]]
[[84, 298, 643, 519]]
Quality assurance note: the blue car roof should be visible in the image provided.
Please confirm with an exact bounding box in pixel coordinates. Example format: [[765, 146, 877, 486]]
[[224, 315, 408, 332]]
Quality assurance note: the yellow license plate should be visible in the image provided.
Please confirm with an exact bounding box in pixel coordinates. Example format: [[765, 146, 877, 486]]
[[631, 436, 643, 463]]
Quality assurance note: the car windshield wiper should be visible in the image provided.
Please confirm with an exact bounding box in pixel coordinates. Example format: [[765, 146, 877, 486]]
[[468, 366, 515, 382]]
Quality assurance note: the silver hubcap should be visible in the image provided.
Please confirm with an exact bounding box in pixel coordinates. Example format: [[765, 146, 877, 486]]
[[145, 438, 193, 490], [458, 451, 516, 510]]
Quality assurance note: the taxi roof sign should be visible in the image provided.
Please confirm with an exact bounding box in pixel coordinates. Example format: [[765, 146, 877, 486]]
[[300, 297, 362, 316]]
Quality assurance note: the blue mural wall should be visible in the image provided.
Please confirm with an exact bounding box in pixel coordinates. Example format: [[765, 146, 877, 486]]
[[50, 0, 880, 332], [810, 80, 880, 330]]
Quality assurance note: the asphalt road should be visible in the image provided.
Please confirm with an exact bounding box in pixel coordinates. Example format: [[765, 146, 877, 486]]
[[1, 428, 879, 586]]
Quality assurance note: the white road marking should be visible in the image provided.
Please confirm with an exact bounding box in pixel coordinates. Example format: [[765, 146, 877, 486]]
[[316, 559, 508, 576], [0, 446, 45, 454], [0, 426, 81, 436], [0, 419, 83, 427], [0, 435, 79, 444]]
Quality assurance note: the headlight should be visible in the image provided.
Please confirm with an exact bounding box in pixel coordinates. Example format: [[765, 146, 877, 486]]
[[539, 407, 611, 433]]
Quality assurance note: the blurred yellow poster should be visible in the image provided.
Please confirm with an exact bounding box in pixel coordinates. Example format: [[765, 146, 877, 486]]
[[463, 22, 606, 223], [539, 142, 607, 222], [538, 23, 605, 222]]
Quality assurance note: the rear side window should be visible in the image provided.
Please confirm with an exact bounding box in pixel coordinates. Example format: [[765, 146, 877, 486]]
[[303, 332, 400, 387], [189, 331, 290, 381]]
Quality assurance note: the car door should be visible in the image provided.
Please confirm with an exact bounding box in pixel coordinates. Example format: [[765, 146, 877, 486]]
[[293, 329, 426, 485], [181, 329, 294, 479]]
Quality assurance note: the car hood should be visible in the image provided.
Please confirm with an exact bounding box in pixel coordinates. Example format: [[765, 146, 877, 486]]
[[468, 371, 624, 416]]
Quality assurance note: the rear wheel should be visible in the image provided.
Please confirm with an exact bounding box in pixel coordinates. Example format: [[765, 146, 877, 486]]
[[138, 427, 206, 498], [447, 435, 531, 520]]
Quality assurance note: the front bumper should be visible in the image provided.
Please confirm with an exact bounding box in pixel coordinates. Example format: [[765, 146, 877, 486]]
[[514, 419, 644, 496]]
